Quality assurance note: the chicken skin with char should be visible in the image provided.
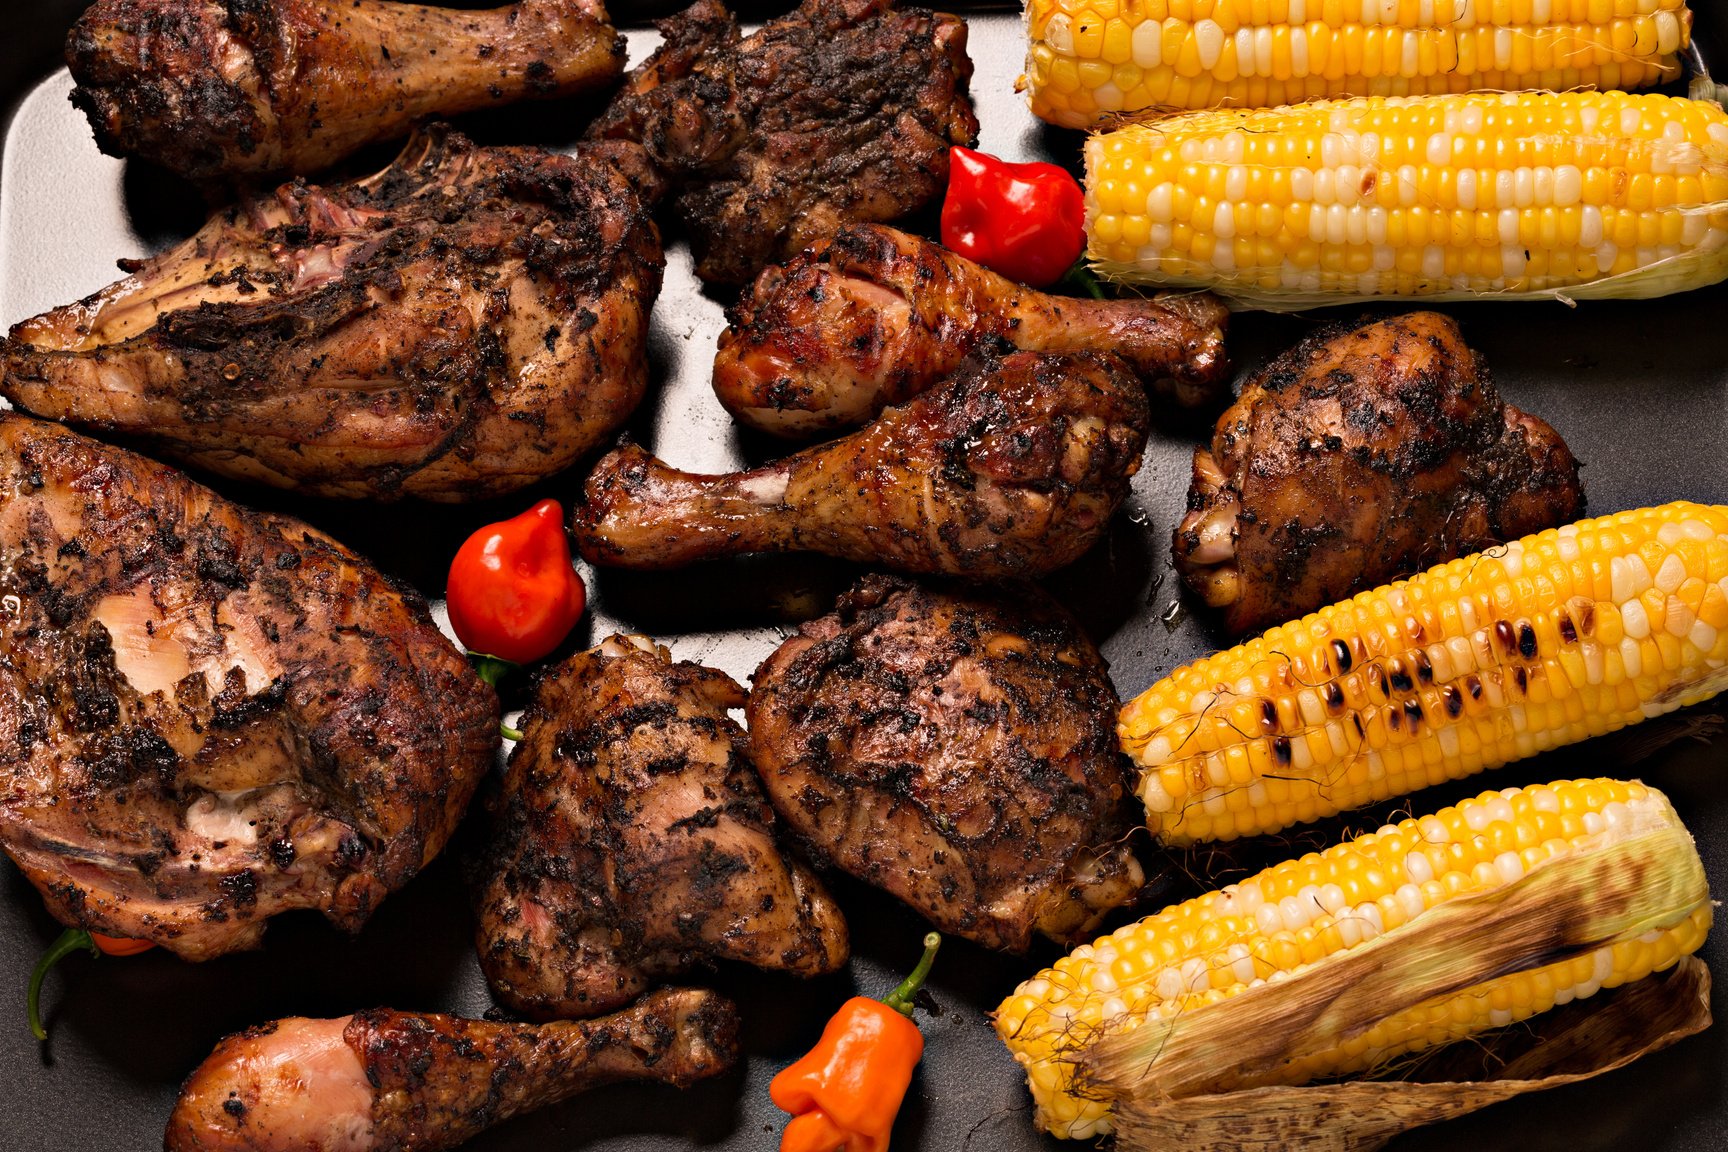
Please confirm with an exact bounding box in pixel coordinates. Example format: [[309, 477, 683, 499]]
[[715, 224, 1232, 438], [476, 635, 848, 1020], [572, 347, 1150, 580], [0, 413, 497, 961], [2, 128, 662, 502], [747, 576, 1145, 951], [1175, 312, 1585, 637], [67, 0, 626, 184]]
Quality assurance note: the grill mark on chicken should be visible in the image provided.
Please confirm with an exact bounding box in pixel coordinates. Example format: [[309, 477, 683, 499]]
[[571, 347, 1150, 579], [2, 128, 663, 502], [0, 412, 497, 960], [476, 635, 847, 1020], [165, 988, 740, 1152], [1175, 312, 1585, 637], [747, 576, 1144, 952], [714, 224, 1231, 437], [67, 0, 627, 184], [587, 0, 977, 286]]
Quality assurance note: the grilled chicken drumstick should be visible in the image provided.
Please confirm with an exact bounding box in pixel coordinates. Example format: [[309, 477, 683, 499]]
[[715, 224, 1232, 437], [572, 348, 1149, 579], [165, 988, 740, 1152], [1175, 312, 1584, 637], [477, 635, 848, 1020], [587, 0, 978, 285], [67, 0, 626, 184], [2, 128, 662, 502], [747, 576, 1144, 951], [0, 413, 496, 960]]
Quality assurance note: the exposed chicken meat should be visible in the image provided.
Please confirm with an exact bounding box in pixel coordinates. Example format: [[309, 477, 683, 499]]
[[714, 224, 1231, 437], [164, 987, 740, 1152], [587, 0, 977, 285], [476, 635, 847, 1020], [571, 348, 1149, 579], [67, 0, 626, 184], [0, 413, 497, 960], [746, 576, 1144, 951], [1175, 312, 1585, 637], [2, 127, 662, 502]]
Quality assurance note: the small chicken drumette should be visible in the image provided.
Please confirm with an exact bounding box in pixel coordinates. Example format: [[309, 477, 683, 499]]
[[476, 635, 848, 1020], [747, 576, 1144, 951]]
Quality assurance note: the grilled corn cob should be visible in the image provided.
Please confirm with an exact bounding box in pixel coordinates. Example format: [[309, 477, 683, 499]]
[[995, 779, 1711, 1139], [1121, 502, 1728, 844], [1026, 0, 1694, 129], [1087, 90, 1728, 306]]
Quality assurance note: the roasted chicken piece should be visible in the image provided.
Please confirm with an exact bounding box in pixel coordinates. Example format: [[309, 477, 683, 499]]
[[587, 0, 977, 285], [714, 224, 1232, 437], [67, 0, 625, 184], [0, 413, 497, 961], [2, 128, 661, 502], [165, 988, 739, 1152], [747, 576, 1144, 951], [1176, 312, 1585, 638], [476, 635, 848, 1020], [572, 348, 1149, 579]]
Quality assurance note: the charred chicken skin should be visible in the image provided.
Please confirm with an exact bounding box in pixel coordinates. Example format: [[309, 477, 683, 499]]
[[746, 576, 1144, 951], [165, 987, 740, 1152], [0, 413, 497, 961], [1176, 311, 1585, 638], [2, 127, 662, 502], [714, 224, 1232, 438], [67, 0, 626, 184], [476, 635, 848, 1020], [587, 0, 978, 286], [571, 347, 1150, 579]]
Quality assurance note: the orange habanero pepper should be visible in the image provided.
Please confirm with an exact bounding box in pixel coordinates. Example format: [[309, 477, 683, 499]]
[[770, 933, 941, 1152]]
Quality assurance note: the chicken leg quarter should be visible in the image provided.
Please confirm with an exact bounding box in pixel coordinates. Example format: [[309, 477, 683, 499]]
[[0, 413, 497, 960], [571, 348, 1150, 579], [67, 0, 626, 183]]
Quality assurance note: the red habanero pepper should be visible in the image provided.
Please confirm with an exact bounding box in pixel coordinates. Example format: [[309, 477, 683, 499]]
[[446, 499, 586, 667], [940, 146, 1087, 288], [27, 928, 155, 1041], [771, 933, 942, 1152]]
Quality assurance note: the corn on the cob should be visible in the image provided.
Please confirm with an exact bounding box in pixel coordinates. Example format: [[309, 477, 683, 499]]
[[1086, 90, 1728, 306], [995, 779, 1711, 1139], [1120, 502, 1728, 844], [1026, 0, 1694, 129]]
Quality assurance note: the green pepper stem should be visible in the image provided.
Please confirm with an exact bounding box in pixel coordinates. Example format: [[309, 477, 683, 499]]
[[27, 929, 98, 1042], [881, 932, 942, 1018], [1060, 262, 1108, 300], [500, 722, 524, 742], [470, 653, 518, 689]]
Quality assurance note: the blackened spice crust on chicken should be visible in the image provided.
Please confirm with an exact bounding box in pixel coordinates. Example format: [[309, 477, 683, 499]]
[[0, 413, 498, 960], [66, 0, 627, 184], [587, 0, 979, 286], [1, 126, 664, 502]]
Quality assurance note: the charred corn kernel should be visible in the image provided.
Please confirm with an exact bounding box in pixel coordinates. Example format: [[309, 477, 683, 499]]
[[1086, 91, 1728, 306], [996, 780, 1709, 1139], [1122, 503, 1728, 845], [1024, 0, 1692, 128]]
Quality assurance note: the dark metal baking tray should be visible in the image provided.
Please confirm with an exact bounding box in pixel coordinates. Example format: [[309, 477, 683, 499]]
[[2, 3, 1727, 1150]]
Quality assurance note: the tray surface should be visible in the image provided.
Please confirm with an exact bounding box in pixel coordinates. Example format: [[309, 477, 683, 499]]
[[2, 4, 1727, 1151]]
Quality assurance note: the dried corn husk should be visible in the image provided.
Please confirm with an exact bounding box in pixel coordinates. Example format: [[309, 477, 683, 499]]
[[1080, 789, 1710, 1140], [1111, 956, 1711, 1152]]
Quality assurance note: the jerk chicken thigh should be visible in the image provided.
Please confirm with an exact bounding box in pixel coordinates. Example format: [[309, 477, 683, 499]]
[[587, 0, 978, 286], [747, 576, 1144, 951], [166, 988, 739, 1152], [476, 636, 848, 1020], [2, 127, 662, 502], [1175, 312, 1585, 637], [67, 0, 626, 184], [0, 413, 497, 961], [572, 347, 1150, 579], [714, 224, 1232, 438]]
